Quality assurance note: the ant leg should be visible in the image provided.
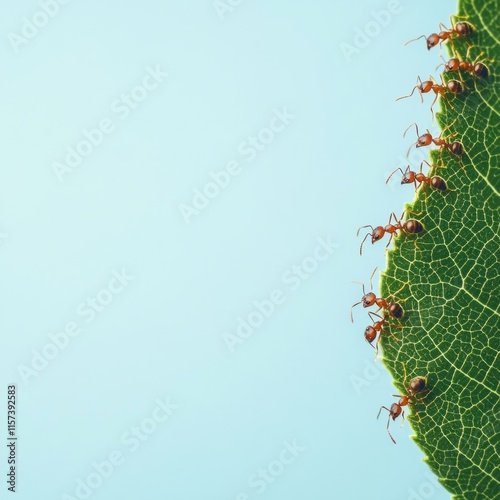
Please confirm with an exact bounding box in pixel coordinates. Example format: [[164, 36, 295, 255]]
[[389, 211, 400, 226], [387, 414, 397, 444], [474, 51, 494, 65], [377, 406, 388, 419], [385, 232, 394, 249], [408, 235, 420, 252], [373, 334, 383, 362], [439, 21, 451, 32], [401, 206, 423, 217], [419, 182, 429, 204], [450, 13, 469, 22], [368, 267, 378, 291], [368, 311, 384, 322], [430, 96, 439, 121], [421, 159, 438, 173], [450, 14, 474, 31]]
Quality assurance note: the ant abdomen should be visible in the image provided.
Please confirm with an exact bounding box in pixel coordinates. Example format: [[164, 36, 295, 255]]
[[405, 219, 424, 234], [430, 176, 447, 191], [455, 21, 473, 36], [450, 142, 463, 155], [388, 303, 403, 319], [409, 377, 427, 394]]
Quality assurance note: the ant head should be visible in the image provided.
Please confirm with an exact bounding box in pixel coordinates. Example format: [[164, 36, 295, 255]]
[[420, 80, 433, 93], [474, 62, 489, 78], [390, 403, 402, 419], [405, 219, 424, 234], [371, 226, 385, 243], [417, 133, 432, 148], [455, 22, 473, 35], [445, 58, 460, 72], [364, 326, 377, 344], [426, 33, 440, 49], [450, 142, 463, 155], [401, 171, 415, 184], [409, 377, 427, 394], [362, 292, 376, 307], [447, 80, 463, 94]]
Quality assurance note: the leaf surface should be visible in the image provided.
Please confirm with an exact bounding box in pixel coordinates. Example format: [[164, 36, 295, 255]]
[[380, 1, 500, 498]]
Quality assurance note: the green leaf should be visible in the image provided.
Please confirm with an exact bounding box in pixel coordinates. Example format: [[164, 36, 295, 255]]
[[380, 0, 500, 498]]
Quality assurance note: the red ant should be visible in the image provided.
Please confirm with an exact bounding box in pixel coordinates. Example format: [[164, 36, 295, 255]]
[[386, 161, 448, 193], [357, 210, 424, 255], [406, 16, 473, 50], [444, 57, 489, 78], [364, 312, 402, 358], [378, 364, 428, 444], [396, 75, 463, 115], [350, 267, 405, 322], [404, 121, 463, 158], [439, 45, 491, 79]]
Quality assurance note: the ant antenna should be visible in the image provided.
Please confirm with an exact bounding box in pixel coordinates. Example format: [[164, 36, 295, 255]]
[[404, 34, 426, 47]]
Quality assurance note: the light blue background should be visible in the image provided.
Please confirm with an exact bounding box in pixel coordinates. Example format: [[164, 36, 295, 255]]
[[0, 1, 455, 498]]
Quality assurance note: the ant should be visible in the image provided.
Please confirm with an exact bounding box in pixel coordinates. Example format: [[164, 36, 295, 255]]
[[357, 210, 424, 255], [439, 45, 491, 79], [364, 312, 402, 358], [406, 16, 473, 50], [396, 75, 463, 116], [350, 267, 405, 322], [404, 121, 463, 158], [386, 161, 448, 193], [443, 57, 489, 79], [377, 364, 429, 444]]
